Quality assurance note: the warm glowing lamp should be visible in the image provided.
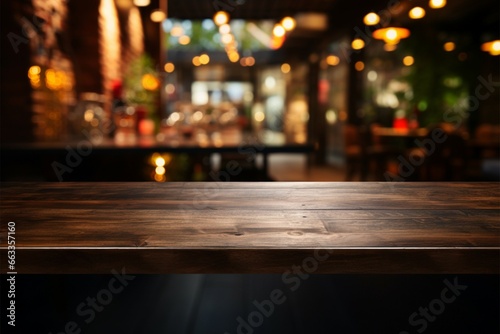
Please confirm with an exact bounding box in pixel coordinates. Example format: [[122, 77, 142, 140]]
[[363, 12, 380, 26], [481, 40, 500, 56], [150, 9, 165, 22], [429, 0, 446, 9], [214, 11, 229, 26], [351, 38, 365, 50], [409, 7, 426, 19], [281, 17, 296, 31], [373, 27, 410, 45]]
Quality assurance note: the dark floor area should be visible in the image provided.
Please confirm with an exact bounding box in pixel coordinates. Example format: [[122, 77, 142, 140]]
[[2, 274, 498, 334]]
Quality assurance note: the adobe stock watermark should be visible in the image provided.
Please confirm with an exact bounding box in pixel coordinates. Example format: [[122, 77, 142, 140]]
[[6, 14, 46, 54], [213, 0, 246, 12], [223, 249, 334, 334], [384, 74, 500, 184], [47, 267, 135, 334], [399, 277, 467, 334], [51, 125, 112, 181]]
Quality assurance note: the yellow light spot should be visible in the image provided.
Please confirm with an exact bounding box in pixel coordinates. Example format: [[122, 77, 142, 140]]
[[164, 62, 175, 73], [281, 63, 291, 73], [429, 0, 446, 9], [351, 38, 365, 50], [28, 66, 41, 78], [254, 111, 265, 122], [326, 55, 340, 66], [84, 110, 94, 122], [491, 41, 500, 55], [170, 25, 184, 37], [409, 7, 426, 19], [150, 9, 166, 22], [355, 61, 365, 71], [214, 11, 229, 26], [141, 73, 159, 91], [155, 157, 166, 167], [199, 54, 210, 65], [228, 52, 240, 62], [403, 56, 414, 66], [443, 42, 455, 52], [178, 35, 191, 45], [363, 12, 380, 26], [155, 166, 166, 175], [281, 17, 296, 31], [192, 56, 201, 66], [273, 24, 285, 38]]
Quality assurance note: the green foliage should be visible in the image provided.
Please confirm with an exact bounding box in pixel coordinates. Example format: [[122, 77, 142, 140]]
[[123, 54, 158, 118]]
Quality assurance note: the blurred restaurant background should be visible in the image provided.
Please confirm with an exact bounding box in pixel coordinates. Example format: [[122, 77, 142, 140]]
[[1, 0, 499, 182]]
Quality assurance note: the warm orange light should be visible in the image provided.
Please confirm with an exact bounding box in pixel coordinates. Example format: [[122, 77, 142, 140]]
[[429, 0, 446, 9], [481, 40, 500, 56], [326, 55, 340, 66], [373, 27, 410, 45], [192, 56, 201, 66], [141, 73, 159, 90], [363, 12, 380, 26], [281, 63, 291, 73], [164, 62, 175, 73], [281, 17, 296, 31], [178, 35, 191, 45], [443, 42, 455, 52], [228, 52, 240, 62], [409, 7, 425, 19], [355, 61, 365, 71], [351, 38, 365, 50], [170, 25, 184, 37], [403, 56, 414, 66], [28, 66, 41, 78], [150, 9, 165, 22], [199, 54, 210, 65], [384, 44, 397, 52], [214, 11, 229, 26]]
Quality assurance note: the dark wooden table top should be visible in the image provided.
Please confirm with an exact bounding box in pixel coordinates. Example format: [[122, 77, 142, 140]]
[[1, 182, 499, 274]]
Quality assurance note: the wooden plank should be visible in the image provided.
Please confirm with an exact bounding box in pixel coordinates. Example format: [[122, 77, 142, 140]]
[[0, 182, 499, 273]]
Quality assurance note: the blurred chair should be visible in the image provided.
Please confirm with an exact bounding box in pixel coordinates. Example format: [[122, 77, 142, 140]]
[[410, 124, 467, 181]]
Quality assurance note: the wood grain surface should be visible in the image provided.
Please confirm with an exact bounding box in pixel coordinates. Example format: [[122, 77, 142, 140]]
[[1, 182, 499, 273]]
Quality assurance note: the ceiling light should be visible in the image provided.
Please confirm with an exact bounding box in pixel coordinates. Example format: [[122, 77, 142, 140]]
[[363, 12, 380, 26], [351, 38, 365, 50], [281, 17, 296, 31], [373, 27, 410, 45], [150, 9, 165, 23], [133, 0, 150, 6], [403, 56, 414, 66], [409, 7, 425, 19], [429, 0, 446, 9], [273, 24, 286, 38], [213, 11, 229, 26], [481, 40, 500, 56], [326, 55, 340, 66]]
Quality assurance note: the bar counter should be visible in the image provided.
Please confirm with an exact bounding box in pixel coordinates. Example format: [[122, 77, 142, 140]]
[[1, 182, 498, 274]]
